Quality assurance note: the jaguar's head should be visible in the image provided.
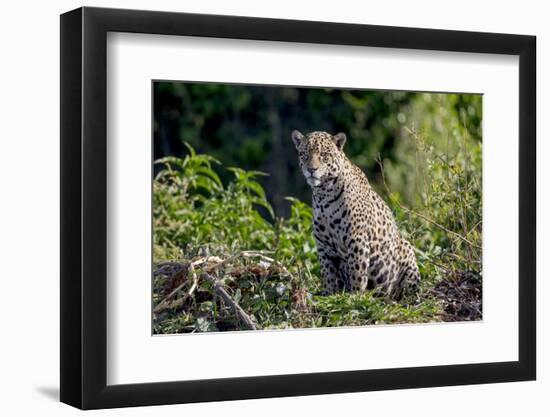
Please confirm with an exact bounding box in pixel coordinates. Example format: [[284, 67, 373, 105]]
[[291, 130, 347, 187]]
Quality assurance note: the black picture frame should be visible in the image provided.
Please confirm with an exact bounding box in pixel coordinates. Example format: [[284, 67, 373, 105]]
[[60, 6, 536, 410]]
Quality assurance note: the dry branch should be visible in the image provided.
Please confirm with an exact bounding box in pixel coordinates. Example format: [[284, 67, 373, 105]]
[[153, 250, 286, 317], [201, 273, 258, 330]]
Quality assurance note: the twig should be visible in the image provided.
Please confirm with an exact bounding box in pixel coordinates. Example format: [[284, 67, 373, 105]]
[[403, 205, 480, 249], [375, 154, 482, 250], [211, 250, 273, 271], [418, 254, 452, 272], [242, 252, 294, 279], [201, 273, 258, 330], [467, 220, 482, 237], [448, 251, 482, 265], [187, 267, 199, 298]]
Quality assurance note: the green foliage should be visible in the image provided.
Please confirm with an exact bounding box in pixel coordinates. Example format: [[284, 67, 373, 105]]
[[380, 94, 482, 295], [152, 143, 481, 334], [153, 148, 278, 261], [313, 292, 441, 326]]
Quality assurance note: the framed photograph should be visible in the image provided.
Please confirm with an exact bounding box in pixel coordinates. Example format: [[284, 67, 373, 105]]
[[60, 6, 536, 410]]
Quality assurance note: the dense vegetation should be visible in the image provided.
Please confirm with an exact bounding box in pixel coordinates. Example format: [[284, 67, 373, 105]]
[[153, 84, 482, 334]]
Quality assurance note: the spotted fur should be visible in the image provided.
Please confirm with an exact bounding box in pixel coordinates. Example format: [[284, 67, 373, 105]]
[[292, 130, 420, 299]]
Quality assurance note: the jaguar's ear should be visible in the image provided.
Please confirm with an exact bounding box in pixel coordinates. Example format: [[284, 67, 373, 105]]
[[333, 132, 347, 150], [291, 130, 305, 149]]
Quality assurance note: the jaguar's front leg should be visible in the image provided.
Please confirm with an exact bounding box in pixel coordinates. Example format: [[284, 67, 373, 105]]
[[345, 245, 372, 292], [317, 247, 344, 295]]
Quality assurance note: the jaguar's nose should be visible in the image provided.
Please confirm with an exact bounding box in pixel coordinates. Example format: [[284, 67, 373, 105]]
[[308, 167, 319, 174]]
